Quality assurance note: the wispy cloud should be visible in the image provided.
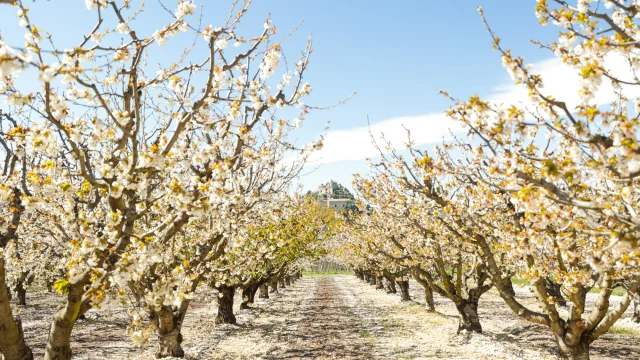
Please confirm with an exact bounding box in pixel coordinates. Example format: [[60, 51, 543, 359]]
[[307, 114, 462, 165], [488, 52, 640, 109], [310, 53, 638, 165]]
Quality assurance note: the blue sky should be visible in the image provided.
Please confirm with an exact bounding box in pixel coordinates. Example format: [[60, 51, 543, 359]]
[[0, 0, 560, 192]]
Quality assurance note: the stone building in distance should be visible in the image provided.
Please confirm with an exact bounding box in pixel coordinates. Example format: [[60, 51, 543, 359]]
[[308, 180, 357, 212]]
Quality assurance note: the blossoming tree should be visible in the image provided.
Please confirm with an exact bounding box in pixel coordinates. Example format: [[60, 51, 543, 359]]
[[0, 0, 321, 359]]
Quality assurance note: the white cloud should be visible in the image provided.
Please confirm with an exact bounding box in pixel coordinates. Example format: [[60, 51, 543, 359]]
[[489, 52, 640, 110], [307, 113, 463, 165], [311, 52, 640, 165]]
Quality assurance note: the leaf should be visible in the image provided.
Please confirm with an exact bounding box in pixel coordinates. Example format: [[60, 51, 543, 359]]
[[54, 279, 70, 295]]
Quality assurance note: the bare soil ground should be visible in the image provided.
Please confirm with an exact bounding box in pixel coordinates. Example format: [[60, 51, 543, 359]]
[[13, 275, 640, 359]]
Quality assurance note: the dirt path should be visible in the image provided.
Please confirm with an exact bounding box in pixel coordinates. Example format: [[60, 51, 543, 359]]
[[266, 276, 374, 359]]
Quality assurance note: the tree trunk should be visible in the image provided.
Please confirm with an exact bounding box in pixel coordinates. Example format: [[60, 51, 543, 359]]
[[43, 279, 88, 360], [285, 277, 291, 286], [0, 259, 33, 360], [259, 284, 269, 299], [424, 286, 435, 312], [502, 278, 516, 297], [269, 281, 278, 294], [44, 307, 75, 360], [13, 272, 32, 307], [240, 287, 251, 310], [240, 285, 256, 310], [412, 272, 436, 312], [44, 310, 76, 360], [455, 300, 482, 334], [278, 278, 286, 289], [215, 285, 236, 325], [375, 276, 384, 290], [368, 273, 377, 286], [556, 337, 590, 360], [15, 288, 26, 307], [633, 298, 640, 323], [397, 280, 411, 301], [153, 304, 189, 358], [384, 277, 397, 294]]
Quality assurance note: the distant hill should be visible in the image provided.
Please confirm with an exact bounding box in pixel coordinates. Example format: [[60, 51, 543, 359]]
[[307, 180, 355, 200]]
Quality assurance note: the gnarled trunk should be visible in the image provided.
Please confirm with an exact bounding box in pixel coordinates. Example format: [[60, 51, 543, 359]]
[[44, 307, 75, 360], [15, 288, 26, 307], [368, 273, 377, 286], [156, 328, 183, 359], [0, 258, 33, 360], [215, 285, 236, 325], [375, 276, 384, 290], [355, 270, 363, 280], [411, 271, 436, 312], [556, 337, 590, 360], [633, 298, 640, 323], [278, 278, 286, 289], [397, 280, 411, 301], [259, 284, 269, 299], [424, 285, 435, 312], [285, 277, 291, 286], [153, 303, 189, 358], [384, 277, 397, 294], [240, 285, 257, 310], [43, 279, 89, 360], [13, 272, 33, 307], [269, 281, 278, 294], [455, 299, 482, 334]]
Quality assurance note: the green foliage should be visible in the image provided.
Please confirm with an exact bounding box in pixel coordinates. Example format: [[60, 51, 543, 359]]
[[609, 326, 640, 337], [53, 279, 69, 295], [589, 286, 626, 297]]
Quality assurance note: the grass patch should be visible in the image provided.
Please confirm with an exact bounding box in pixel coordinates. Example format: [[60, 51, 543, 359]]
[[405, 303, 426, 314], [359, 330, 376, 346], [382, 317, 403, 332], [511, 278, 530, 287], [424, 313, 448, 326], [510, 279, 626, 297], [387, 304, 447, 327], [301, 270, 352, 277], [609, 325, 640, 337], [589, 286, 626, 296]]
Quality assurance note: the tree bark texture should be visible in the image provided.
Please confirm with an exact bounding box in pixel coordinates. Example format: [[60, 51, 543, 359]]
[[215, 285, 236, 325], [397, 280, 411, 302], [455, 299, 482, 334], [259, 284, 269, 299], [384, 277, 397, 294], [0, 259, 33, 360]]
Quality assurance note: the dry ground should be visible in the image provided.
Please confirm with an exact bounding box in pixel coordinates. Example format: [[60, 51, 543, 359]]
[[13, 275, 640, 359]]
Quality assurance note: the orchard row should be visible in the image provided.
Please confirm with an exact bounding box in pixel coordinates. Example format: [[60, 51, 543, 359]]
[[0, 1, 333, 359], [333, 2, 640, 360]]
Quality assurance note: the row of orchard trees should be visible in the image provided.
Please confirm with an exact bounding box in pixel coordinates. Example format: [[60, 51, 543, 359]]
[[337, 1, 640, 359], [0, 1, 335, 359]]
